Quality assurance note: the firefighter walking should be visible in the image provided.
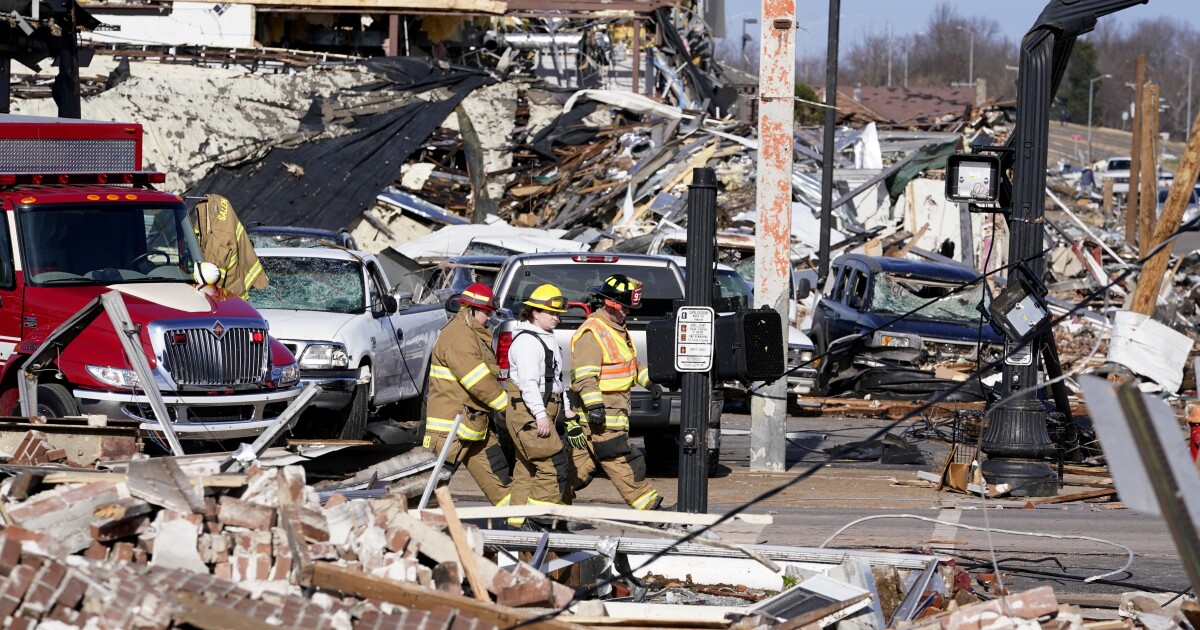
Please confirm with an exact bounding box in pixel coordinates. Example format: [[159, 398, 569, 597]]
[[504, 284, 574, 530], [565, 274, 664, 511], [423, 283, 512, 507]]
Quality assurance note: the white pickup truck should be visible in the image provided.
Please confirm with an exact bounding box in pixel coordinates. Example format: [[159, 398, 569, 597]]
[[489, 253, 725, 474], [248, 248, 445, 439]]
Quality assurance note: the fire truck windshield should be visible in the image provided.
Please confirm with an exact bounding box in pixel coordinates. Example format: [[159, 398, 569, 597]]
[[18, 202, 202, 286]]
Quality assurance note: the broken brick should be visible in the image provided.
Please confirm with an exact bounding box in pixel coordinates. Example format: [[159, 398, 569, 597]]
[[432, 561, 463, 596], [218, 496, 276, 530], [10, 431, 52, 466]]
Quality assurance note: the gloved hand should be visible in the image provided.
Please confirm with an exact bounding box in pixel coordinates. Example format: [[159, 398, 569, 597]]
[[586, 405, 606, 427], [564, 419, 587, 450], [648, 383, 663, 401]]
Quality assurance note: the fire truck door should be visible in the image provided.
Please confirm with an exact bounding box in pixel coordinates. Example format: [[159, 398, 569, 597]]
[[0, 213, 23, 363]]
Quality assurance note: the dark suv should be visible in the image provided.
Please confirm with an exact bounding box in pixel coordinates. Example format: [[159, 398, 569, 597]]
[[811, 254, 1003, 397]]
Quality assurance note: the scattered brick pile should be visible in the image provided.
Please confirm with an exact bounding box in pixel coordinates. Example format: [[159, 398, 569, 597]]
[[0, 453, 569, 628], [0, 533, 490, 629]]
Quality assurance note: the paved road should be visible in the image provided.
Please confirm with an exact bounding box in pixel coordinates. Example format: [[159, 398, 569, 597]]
[[450, 410, 1189, 598], [1046, 121, 1186, 167]]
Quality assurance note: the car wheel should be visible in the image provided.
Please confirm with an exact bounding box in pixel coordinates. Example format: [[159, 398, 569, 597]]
[[27, 383, 80, 418], [336, 367, 370, 440]]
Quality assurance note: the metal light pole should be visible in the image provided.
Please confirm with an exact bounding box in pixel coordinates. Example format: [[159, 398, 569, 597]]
[[741, 18, 758, 69], [1088, 74, 1112, 163], [957, 25, 975, 85], [1179, 51, 1194, 140], [981, 0, 1147, 499]]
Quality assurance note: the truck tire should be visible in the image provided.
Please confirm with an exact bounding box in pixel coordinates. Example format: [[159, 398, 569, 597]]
[[30, 384, 80, 418], [336, 366, 371, 440]]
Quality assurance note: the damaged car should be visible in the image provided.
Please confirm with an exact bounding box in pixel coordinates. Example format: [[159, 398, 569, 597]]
[[811, 254, 1002, 399]]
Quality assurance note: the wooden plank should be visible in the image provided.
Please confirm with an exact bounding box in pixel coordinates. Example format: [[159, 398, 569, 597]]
[[277, 473, 314, 586], [1025, 488, 1116, 505], [1132, 79, 1200, 313], [42, 471, 246, 487], [311, 562, 585, 630], [172, 590, 305, 630], [1060, 465, 1111, 478], [434, 486, 490, 603]]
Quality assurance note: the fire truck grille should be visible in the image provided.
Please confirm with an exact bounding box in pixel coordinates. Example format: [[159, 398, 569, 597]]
[[0, 139, 139, 174], [161, 327, 268, 387]]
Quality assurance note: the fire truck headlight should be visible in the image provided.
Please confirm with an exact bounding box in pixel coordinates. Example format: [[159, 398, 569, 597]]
[[86, 365, 141, 388], [273, 363, 300, 387]]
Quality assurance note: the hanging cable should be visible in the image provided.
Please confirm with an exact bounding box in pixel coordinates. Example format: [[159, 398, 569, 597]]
[[506, 217, 1200, 630]]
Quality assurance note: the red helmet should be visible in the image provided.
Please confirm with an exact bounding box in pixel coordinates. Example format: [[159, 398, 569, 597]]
[[456, 282, 496, 311]]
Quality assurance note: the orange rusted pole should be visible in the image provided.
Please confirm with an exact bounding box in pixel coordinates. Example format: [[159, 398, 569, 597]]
[[751, 0, 796, 472]]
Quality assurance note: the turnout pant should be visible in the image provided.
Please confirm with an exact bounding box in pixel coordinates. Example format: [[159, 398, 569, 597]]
[[566, 420, 660, 511], [505, 399, 569, 527], [424, 428, 512, 507]]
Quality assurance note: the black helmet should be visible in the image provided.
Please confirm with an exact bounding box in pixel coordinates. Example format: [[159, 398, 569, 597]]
[[588, 274, 643, 309]]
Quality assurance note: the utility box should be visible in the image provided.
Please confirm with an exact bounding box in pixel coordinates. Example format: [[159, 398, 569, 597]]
[[713, 309, 786, 382], [649, 309, 787, 385]]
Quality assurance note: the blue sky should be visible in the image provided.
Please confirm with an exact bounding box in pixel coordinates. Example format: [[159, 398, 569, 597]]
[[724, 0, 1194, 48]]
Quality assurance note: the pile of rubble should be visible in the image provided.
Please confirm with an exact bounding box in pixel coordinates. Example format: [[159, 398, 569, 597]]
[[0, 432, 1193, 629]]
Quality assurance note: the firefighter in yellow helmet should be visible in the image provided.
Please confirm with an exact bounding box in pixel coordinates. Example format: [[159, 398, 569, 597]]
[[566, 274, 664, 511], [504, 284, 574, 530], [423, 283, 511, 507]]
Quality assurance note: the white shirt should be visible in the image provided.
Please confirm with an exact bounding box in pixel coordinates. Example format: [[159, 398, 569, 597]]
[[508, 321, 565, 419]]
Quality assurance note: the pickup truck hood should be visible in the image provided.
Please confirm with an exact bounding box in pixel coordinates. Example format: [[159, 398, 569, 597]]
[[861, 312, 1003, 344], [256, 309, 357, 342], [23, 283, 268, 377]]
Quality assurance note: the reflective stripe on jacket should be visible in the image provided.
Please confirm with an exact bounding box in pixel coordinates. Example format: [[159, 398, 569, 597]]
[[569, 309, 648, 430], [425, 309, 509, 441]]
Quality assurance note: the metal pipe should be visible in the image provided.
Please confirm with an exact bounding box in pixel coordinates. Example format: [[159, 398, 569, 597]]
[[483, 31, 583, 52], [817, 0, 840, 286]]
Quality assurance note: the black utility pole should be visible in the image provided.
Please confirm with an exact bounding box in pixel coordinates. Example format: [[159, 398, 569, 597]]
[[678, 167, 717, 514], [817, 0, 841, 286], [0, 58, 10, 114], [52, 0, 81, 119], [982, 0, 1146, 497]]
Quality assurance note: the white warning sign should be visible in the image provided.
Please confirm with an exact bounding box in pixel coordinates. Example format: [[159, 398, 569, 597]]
[[675, 306, 715, 372]]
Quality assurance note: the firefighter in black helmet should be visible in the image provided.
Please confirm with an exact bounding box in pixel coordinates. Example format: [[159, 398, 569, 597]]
[[565, 274, 663, 511]]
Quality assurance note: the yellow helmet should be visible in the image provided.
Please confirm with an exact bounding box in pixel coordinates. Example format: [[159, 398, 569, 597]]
[[523, 284, 567, 313]]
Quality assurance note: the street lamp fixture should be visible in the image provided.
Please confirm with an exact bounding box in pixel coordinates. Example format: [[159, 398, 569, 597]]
[[1087, 73, 1112, 164], [988, 266, 1051, 344]]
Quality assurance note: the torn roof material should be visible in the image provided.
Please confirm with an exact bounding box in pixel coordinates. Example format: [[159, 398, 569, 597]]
[[188, 58, 494, 231]]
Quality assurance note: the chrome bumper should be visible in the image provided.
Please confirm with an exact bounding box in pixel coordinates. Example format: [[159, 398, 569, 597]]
[[75, 386, 304, 440]]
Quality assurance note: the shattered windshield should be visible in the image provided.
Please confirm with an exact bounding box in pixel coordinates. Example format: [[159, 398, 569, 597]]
[[869, 273, 986, 321], [18, 202, 200, 286], [248, 257, 365, 314]]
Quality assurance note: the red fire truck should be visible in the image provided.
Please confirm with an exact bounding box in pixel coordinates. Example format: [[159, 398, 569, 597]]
[[0, 114, 302, 439]]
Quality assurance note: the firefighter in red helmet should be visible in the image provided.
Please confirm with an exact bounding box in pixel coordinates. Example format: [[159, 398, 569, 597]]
[[423, 282, 511, 507]]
